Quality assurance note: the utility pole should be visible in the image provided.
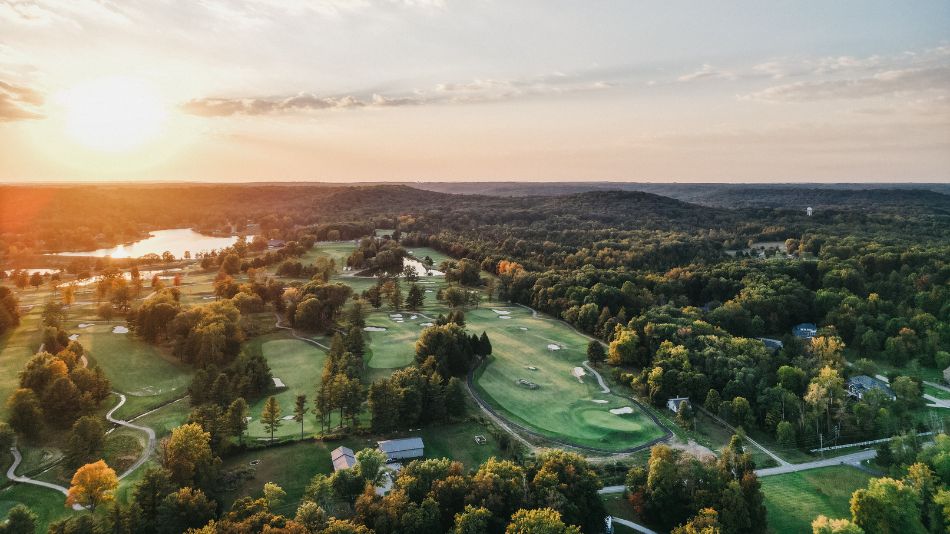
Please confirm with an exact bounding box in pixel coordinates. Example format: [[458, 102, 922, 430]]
[[819, 433, 824, 459]]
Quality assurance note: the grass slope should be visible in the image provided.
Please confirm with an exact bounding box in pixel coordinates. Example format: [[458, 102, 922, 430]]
[[761, 466, 871, 533]]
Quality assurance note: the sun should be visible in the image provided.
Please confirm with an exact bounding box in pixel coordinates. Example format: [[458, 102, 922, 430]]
[[60, 76, 168, 152]]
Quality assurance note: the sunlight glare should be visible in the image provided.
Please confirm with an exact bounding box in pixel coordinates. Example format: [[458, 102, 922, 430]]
[[60, 76, 167, 152]]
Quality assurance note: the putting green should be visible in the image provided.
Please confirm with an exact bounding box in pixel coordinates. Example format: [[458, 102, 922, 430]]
[[469, 305, 665, 451]]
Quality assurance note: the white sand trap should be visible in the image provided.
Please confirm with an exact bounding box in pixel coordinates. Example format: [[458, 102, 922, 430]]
[[571, 367, 586, 381], [390, 313, 403, 318], [409, 315, 417, 320], [525, 366, 538, 371], [112, 325, 129, 334], [364, 326, 387, 332], [492, 309, 511, 315], [425, 290, 434, 293], [547, 344, 560, 350], [519, 327, 528, 331], [281, 415, 295, 420], [202, 296, 215, 300], [395, 320, 404, 323], [77, 323, 94, 329], [610, 407, 634, 415], [419, 322, 434, 327], [273, 377, 286, 388], [245, 416, 253, 422], [68, 334, 79, 341], [591, 399, 609, 404], [500, 316, 512, 320]]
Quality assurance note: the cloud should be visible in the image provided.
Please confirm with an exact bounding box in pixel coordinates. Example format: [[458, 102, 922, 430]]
[[677, 64, 734, 82], [0, 80, 44, 121], [743, 65, 950, 102], [0, 0, 131, 28], [182, 72, 615, 117]]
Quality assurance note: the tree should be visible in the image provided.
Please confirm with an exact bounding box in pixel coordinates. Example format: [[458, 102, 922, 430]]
[[66, 460, 118, 511], [66, 416, 105, 467], [850, 477, 925, 534], [355, 448, 387, 487], [0, 504, 37, 534], [812, 516, 864, 534], [406, 284, 425, 310], [811, 336, 846, 370], [156, 487, 216, 534], [586, 340, 606, 364], [608, 328, 640, 366], [263, 482, 287, 509], [805, 366, 846, 436], [295, 501, 328, 533], [0, 422, 14, 452], [454, 505, 493, 534], [131, 467, 176, 534], [225, 397, 249, 446], [162, 423, 213, 486], [294, 394, 308, 439], [444, 377, 466, 417], [675, 400, 695, 430], [505, 508, 581, 534], [672, 508, 721, 534], [776, 420, 796, 448], [6, 388, 43, 437], [220, 253, 241, 275], [261, 396, 282, 442]]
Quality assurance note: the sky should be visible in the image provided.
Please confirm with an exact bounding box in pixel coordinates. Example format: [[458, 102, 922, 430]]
[[0, 0, 948, 183]]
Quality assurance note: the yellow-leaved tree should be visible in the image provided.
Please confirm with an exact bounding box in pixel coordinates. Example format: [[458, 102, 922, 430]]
[[66, 460, 117, 511]]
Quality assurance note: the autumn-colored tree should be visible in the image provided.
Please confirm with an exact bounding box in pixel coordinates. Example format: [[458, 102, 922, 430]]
[[66, 460, 118, 511], [505, 508, 581, 534], [162, 423, 213, 486]]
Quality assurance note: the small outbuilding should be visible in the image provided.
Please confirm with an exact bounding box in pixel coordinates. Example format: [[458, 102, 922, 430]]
[[846, 375, 896, 401], [331, 446, 356, 472], [377, 437, 424, 462], [793, 323, 818, 339], [267, 239, 286, 249], [667, 397, 691, 414], [757, 337, 784, 352]]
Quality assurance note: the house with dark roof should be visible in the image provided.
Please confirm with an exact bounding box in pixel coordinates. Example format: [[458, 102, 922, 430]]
[[331, 446, 356, 472], [666, 397, 691, 414], [757, 338, 784, 353], [793, 323, 818, 339], [846, 375, 896, 401], [377, 437, 424, 462]]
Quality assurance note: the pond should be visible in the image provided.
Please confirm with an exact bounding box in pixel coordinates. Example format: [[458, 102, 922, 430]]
[[52, 228, 244, 259]]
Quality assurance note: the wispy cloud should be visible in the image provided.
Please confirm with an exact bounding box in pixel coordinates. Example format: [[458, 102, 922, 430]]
[[743, 65, 950, 102], [0, 0, 131, 28], [0, 79, 43, 121], [677, 64, 734, 82], [182, 72, 614, 117]]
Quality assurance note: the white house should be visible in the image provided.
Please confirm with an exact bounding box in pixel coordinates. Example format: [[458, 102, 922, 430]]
[[377, 437, 424, 462], [667, 397, 690, 414]]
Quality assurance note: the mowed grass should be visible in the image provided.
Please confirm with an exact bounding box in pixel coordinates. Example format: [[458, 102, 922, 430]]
[[0, 304, 44, 419], [363, 309, 435, 370], [761, 466, 871, 533], [77, 323, 192, 418], [246, 335, 329, 440], [469, 304, 664, 451]]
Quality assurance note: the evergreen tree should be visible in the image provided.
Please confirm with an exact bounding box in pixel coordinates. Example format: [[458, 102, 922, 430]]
[[261, 396, 282, 442], [294, 394, 308, 439]]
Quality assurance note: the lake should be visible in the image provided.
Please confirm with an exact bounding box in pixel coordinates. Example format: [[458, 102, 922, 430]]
[[52, 228, 243, 258]]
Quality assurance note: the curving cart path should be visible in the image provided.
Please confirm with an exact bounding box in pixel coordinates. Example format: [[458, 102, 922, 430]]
[[6, 392, 157, 508], [274, 312, 330, 351]]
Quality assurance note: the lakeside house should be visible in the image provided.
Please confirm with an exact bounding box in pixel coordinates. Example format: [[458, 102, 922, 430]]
[[846, 375, 896, 401], [331, 446, 356, 472], [377, 437, 424, 462]]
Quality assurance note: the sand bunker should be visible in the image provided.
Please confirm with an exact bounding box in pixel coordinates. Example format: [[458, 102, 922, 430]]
[[281, 415, 295, 420], [390, 313, 403, 318], [525, 366, 538, 371], [425, 290, 434, 293], [571, 367, 585, 382], [202, 296, 216, 300], [77, 323, 94, 329], [500, 316, 512, 320], [68, 334, 79, 341], [419, 322, 434, 327], [519, 327, 528, 331], [610, 407, 634, 415], [591, 399, 609, 404], [273, 377, 286, 388], [364, 326, 387, 332], [547, 344, 560, 350], [409, 315, 417, 320], [492, 309, 511, 315], [112, 325, 129, 334]]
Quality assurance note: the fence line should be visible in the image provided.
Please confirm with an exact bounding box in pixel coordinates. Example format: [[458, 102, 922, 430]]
[[809, 431, 935, 453]]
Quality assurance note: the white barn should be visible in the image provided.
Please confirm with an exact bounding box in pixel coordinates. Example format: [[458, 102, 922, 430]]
[[377, 437, 424, 462]]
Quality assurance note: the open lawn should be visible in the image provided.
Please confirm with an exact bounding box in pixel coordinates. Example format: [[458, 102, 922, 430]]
[[246, 335, 330, 440], [470, 304, 665, 451], [0, 306, 44, 419], [363, 309, 435, 370], [78, 322, 192, 418], [601, 494, 647, 534], [761, 466, 871, 533], [0, 481, 73, 533]]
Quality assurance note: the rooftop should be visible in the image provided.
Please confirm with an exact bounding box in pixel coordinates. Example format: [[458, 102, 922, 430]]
[[331, 446, 356, 471], [377, 437, 424, 453]]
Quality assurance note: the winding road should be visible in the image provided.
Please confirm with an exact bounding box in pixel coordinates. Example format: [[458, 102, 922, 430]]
[[5, 392, 157, 507], [274, 312, 330, 350]]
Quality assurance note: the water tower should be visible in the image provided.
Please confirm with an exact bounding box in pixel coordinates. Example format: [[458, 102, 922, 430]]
[[806, 207, 813, 217]]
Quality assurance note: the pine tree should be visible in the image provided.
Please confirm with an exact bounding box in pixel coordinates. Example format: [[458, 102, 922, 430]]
[[479, 331, 492, 356], [293, 394, 307, 439], [261, 396, 282, 443], [226, 398, 249, 446], [388, 281, 402, 310], [406, 284, 425, 310]]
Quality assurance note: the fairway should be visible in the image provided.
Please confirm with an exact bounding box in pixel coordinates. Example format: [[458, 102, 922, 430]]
[[761, 466, 871, 533], [246, 336, 328, 440], [78, 322, 193, 417], [364, 309, 436, 369], [469, 305, 665, 451]]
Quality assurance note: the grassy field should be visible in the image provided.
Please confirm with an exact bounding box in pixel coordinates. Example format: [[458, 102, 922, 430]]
[[363, 309, 435, 370], [245, 335, 330, 441], [761, 466, 871, 533], [469, 304, 665, 451], [601, 493, 647, 533], [0, 306, 44, 419]]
